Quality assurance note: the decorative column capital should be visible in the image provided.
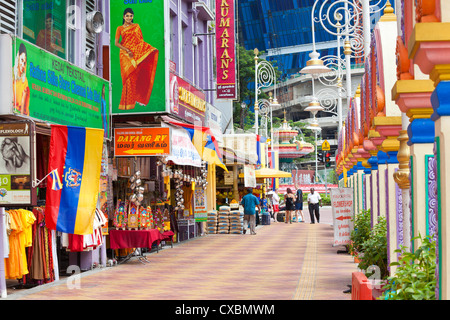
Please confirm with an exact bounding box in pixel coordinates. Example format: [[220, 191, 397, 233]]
[[408, 23, 450, 74], [431, 78, 450, 122], [393, 130, 411, 189]]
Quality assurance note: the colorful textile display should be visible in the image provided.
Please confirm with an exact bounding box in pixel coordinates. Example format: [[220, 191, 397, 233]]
[[62, 208, 107, 252], [24, 207, 55, 284]]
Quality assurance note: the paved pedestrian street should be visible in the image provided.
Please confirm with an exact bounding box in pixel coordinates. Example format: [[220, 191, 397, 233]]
[[6, 208, 356, 301]]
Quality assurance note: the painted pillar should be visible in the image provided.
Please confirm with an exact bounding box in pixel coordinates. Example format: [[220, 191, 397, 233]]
[[392, 79, 436, 250], [368, 153, 379, 226], [406, 9, 450, 297], [386, 151, 399, 274], [431, 78, 450, 300], [364, 166, 371, 211], [206, 163, 216, 212], [355, 162, 365, 214], [376, 150, 389, 220]]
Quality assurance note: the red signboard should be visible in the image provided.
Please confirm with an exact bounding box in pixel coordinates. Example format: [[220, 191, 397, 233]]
[[169, 72, 206, 125], [215, 0, 237, 100]]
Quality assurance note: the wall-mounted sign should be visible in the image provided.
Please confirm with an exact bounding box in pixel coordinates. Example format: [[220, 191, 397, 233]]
[[215, 0, 237, 100], [114, 127, 171, 157], [0, 36, 110, 138], [0, 122, 36, 206], [169, 72, 206, 125]]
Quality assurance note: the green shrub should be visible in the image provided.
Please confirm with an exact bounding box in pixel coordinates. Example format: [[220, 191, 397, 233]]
[[358, 216, 388, 280], [381, 235, 437, 300], [349, 209, 371, 255]]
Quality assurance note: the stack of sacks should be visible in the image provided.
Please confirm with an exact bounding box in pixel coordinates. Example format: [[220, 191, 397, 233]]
[[217, 206, 230, 234], [229, 203, 244, 234], [206, 211, 218, 234]]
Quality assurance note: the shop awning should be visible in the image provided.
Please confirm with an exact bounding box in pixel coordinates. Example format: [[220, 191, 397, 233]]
[[220, 147, 256, 165], [239, 167, 292, 179]]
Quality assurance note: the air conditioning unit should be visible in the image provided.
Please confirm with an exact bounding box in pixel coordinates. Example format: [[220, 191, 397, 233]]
[[86, 11, 104, 34], [85, 49, 96, 69]]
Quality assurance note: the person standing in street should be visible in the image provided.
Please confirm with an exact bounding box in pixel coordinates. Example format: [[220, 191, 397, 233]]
[[240, 188, 260, 235], [307, 188, 322, 224], [284, 188, 296, 224], [270, 188, 280, 222], [294, 188, 304, 222]]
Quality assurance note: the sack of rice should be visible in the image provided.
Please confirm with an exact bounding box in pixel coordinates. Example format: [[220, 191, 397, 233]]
[[218, 206, 230, 212]]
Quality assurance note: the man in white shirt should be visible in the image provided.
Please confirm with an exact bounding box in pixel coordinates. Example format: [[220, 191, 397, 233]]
[[307, 188, 322, 224], [270, 189, 280, 222]]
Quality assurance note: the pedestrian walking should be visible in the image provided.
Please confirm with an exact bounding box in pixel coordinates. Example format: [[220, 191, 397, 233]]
[[270, 188, 280, 223], [307, 188, 322, 224], [240, 188, 260, 235], [294, 188, 304, 222], [284, 188, 296, 224]]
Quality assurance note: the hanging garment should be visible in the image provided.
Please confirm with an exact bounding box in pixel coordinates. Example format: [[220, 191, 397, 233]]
[[4, 209, 36, 279]]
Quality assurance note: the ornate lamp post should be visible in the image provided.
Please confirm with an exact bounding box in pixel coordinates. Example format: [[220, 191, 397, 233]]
[[254, 48, 278, 136]]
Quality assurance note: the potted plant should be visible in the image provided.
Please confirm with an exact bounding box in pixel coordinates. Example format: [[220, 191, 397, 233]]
[[349, 209, 371, 263], [381, 234, 437, 300]]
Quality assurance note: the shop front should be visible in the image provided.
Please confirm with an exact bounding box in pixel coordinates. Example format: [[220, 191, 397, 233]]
[[0, 34, 111, 295]]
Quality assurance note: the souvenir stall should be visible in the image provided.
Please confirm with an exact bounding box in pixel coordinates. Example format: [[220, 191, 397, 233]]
[[110, 143, 175, 261]]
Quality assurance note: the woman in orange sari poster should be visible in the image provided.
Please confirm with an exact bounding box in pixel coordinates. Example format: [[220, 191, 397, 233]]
[[115, 8, 159, 110]]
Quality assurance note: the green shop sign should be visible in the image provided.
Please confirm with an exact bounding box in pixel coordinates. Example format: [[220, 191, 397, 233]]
[[12, 38, 110, 137]]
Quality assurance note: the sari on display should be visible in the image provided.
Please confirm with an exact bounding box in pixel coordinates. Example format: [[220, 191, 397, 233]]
[[116, 23, 159, 110]]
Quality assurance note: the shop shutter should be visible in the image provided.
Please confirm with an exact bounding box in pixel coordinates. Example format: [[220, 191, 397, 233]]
[[0, 0, 17, 35]]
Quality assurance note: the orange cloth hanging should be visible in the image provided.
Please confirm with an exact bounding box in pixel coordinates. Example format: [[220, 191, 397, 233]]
[[4, 209, 36, 279]]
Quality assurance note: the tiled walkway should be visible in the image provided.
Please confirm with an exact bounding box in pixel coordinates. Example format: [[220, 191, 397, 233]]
[[6, 208, 356, 300]]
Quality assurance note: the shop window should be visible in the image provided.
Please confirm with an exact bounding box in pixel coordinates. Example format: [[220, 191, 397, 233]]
[[22, 0, 67, 59]]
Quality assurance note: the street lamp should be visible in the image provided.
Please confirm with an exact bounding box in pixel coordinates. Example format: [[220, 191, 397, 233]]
[[254, 48, 278, 136]]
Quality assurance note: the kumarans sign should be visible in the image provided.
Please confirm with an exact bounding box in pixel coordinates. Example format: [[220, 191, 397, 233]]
[[114, 127, 171, 157], [215, 0, 237, 100]]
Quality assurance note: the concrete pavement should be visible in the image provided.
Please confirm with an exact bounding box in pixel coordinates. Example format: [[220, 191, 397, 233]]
[[3, 206, 357, 301]]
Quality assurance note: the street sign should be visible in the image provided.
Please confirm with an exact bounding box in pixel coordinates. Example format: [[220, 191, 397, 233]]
[[330, 188, 354, 246], [322, 140, 330, 151]]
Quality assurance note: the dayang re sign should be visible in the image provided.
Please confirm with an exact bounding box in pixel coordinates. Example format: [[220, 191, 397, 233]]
[[215, 0, 237, 100], [114, 127, 170, 157]]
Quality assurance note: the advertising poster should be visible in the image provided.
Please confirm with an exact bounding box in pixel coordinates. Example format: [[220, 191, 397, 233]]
[[110, 0, 166, 114], [11, 38, 110, 137], [169, 72, 206, 125], [0, 122, 34, 206], [215, 0, 237, 100], [244, 165, 256, 188], [114, 127, 171, 157], [22, 0, 67, 59], [330, 188, 354, 246], [194, 187, 207, 222]]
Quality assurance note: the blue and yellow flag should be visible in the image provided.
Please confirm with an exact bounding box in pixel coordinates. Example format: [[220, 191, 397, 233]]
[[49, 168, 63, 191], [45, 125, 104, 235]]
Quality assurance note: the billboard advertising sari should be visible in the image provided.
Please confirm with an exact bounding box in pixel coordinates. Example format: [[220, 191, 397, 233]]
[[8, 37, 110, 138], [110, 1, 166, 114]]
